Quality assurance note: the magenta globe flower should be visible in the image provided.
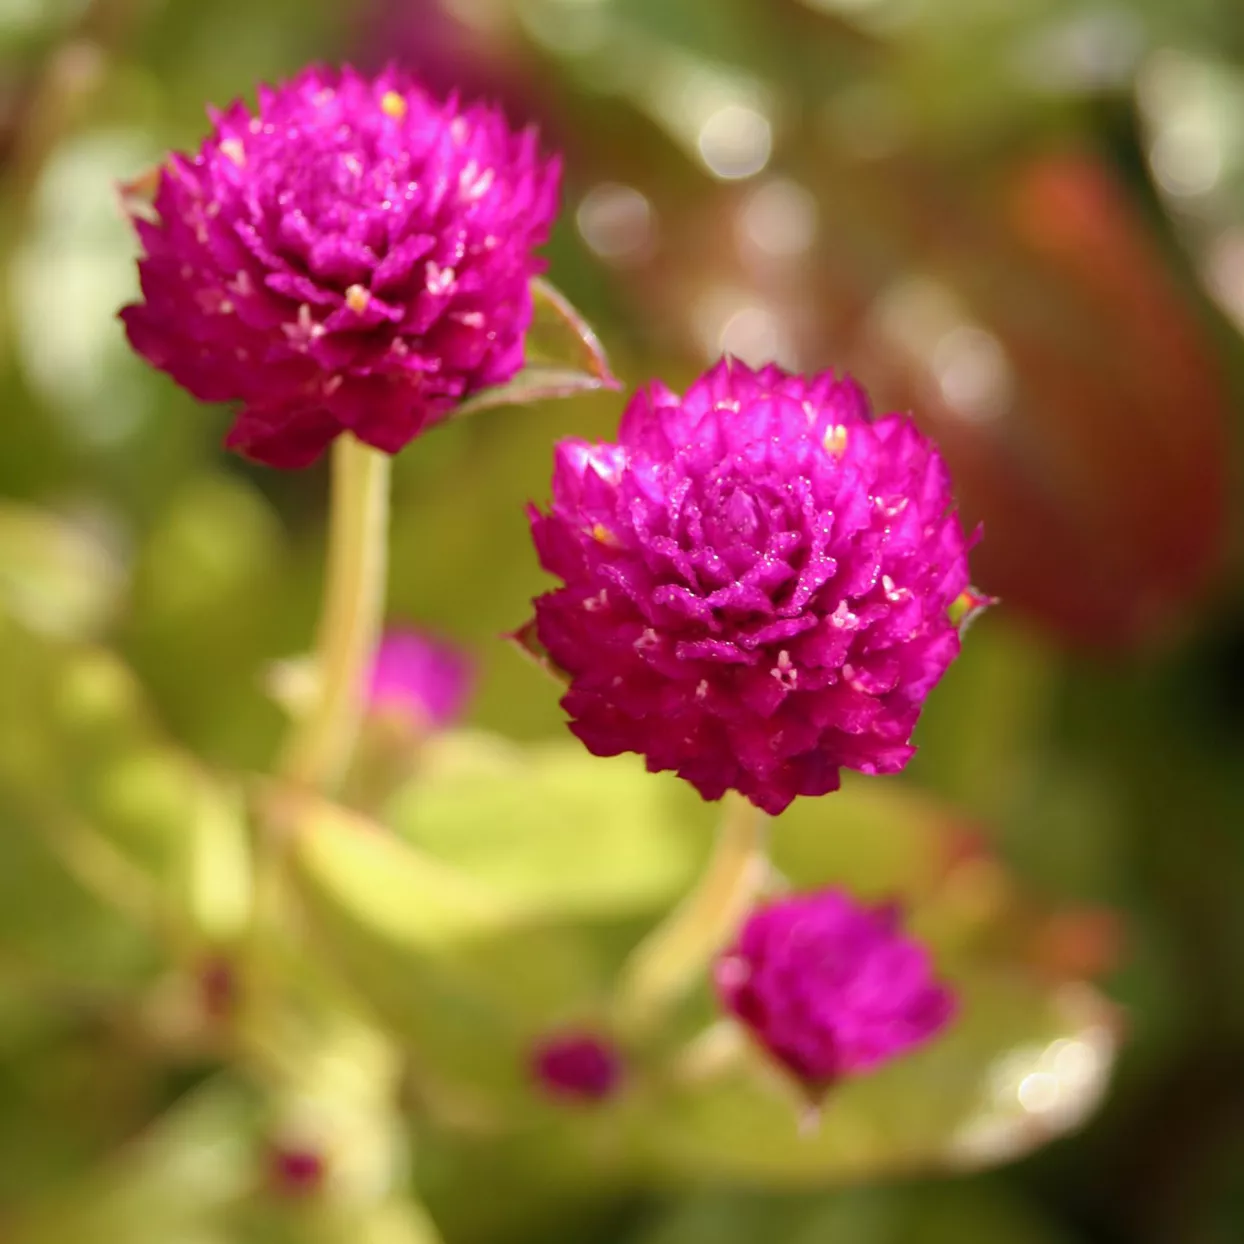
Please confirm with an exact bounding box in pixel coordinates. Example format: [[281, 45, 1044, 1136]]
[[121, 65, 561, 468], [716, 889, 955, 1092], [527, 358, 976, 815]]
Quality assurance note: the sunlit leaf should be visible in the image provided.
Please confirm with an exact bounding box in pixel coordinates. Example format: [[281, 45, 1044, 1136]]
[[286, 786, 603, 1106], [287, 787, 523, 948], [387, 734, 706, 919], [182, 773, 252, 944]]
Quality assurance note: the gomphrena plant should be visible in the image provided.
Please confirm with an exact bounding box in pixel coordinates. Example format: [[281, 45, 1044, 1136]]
[[101, 58, 1115, 1242]]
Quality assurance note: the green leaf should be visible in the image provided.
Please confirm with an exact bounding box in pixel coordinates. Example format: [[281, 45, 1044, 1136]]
[[0, 617, 251, 981], [287, 788, 603, 1106], [503, 618, 571, 688], [631, 1181, 1075, 1244], [387, 733, 708, 920], [769, 774, 958, 902], [0, 502, 124, 640], [290, 788, 524, 948], [0, 621, 161, 981], [636, 974, 1118, 1184], [241, 1199, 445, 1244], [350, 1200, 444, 1244], [452, 278, 620, 417], [8, 1079, 256, 1244], [125, 470, 290, 768]]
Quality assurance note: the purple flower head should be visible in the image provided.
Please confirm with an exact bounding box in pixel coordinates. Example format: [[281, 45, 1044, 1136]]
[[367, 627, 473, 728], [527, 358, 975, 815], [530, 1030, 623, 1103], [121, 65, 561, 468], [716, 889, 956, 1091]]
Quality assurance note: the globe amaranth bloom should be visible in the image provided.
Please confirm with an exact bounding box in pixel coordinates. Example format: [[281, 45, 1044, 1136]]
[[529, 1030, 623, 1103], [121, 65, 560, 468], [715, 889, 955, 1092], [527, 358, 976, 815], [367, 627, 473, 729]]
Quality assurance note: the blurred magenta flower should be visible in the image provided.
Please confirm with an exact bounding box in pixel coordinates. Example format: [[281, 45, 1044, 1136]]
[[716, 889, 955, 1092], [355, 0, 556, 134], [527, 359, 975, 815], [530, 1031, 623, 1103], [121, 64, 561, 467], [367, 627, 473, 728]]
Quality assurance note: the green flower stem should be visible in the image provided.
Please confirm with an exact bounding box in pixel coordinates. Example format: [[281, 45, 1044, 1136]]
[[278, 434, 391, 794], [613, 792, 769, 1040], [665, 1020, 748, 1086]]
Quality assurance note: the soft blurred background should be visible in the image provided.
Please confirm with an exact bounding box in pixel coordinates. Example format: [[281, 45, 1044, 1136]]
[[2, 0, 1244, 1242]]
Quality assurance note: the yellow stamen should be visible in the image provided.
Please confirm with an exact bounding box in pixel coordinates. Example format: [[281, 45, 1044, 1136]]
[[380, 91, 407, 120], [591, 523, 620, 547], [823, 425, 848, 459], [345, 284, 370, 314]]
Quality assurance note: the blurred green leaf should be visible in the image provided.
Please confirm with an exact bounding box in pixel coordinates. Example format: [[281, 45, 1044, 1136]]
[[0, 612, 256, 990], [289, 788, 523, 948], [387, 732, 707, 920], [0, 500, 124, 639], [0, 618, 160, 980], [287, 788, 603, 1108], [8, 1078, 256, 1244], [769, 773, 960, 903], [454, 278, 621, 417], [122, 469, 294, 767], [631, 1180, 1074, 1244], [182, 771, 253, 945], [241, 1199, 445, 1244], [635, 974, 1117, 1184]]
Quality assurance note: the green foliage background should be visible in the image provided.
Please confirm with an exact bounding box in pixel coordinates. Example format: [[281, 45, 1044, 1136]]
[[3, 1, 1244, 1242]]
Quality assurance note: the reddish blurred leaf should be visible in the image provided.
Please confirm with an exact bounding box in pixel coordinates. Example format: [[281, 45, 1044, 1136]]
[[626, 145, 1229, 648], [895, 152, 1229, 647]]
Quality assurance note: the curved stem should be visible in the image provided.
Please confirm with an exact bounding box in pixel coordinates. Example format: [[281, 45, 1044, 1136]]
[[613, 793, 768, 1040], [278, 435, 390, 794]]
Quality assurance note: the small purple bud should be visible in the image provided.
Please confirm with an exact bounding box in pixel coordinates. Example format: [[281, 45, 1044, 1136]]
[[366, 627, 474, 729], [530, 1031, 623, 1104], [716, 888, 956, 1097], [267, 1144, 326, 1197]]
